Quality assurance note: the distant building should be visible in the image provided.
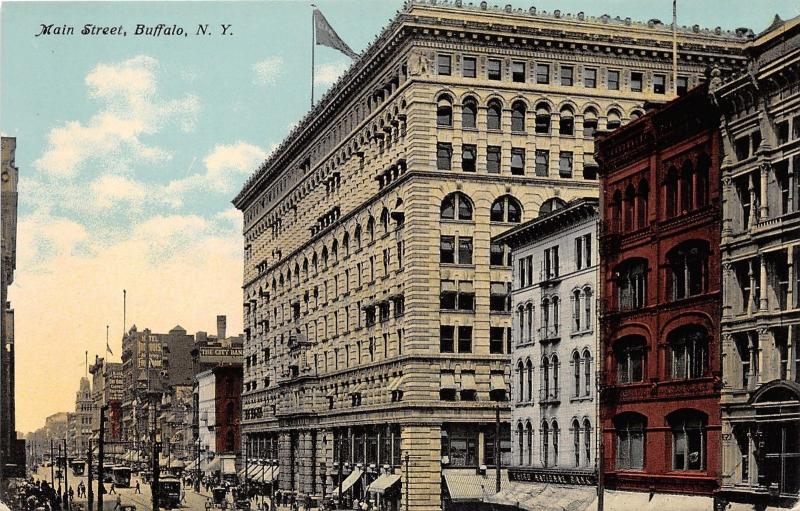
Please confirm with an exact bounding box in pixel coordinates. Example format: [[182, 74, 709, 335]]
[[596, 84, 723, 504], [711, 14, 800, 509], [492, 198, 598, 507], [70, 377, 93, 458], [89, 356, 124, 443], [194, 365, 243, 478], [1, 136, 25, 479]]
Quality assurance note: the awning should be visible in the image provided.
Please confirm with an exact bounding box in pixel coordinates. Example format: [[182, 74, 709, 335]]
[[169, 459, 185, 469], [350, 381, 366, 395], [442, 469, 509, 501], [441, 280, 456, 292], [367, 473, 401, 494], [326, 387, 338, 398], [460, 372, 477, 391], [185, 459, 198, 471], [490, 282, 508, 295], [441, 372, 456, 391], [387, 375, 405, 392], [332, 468, 363, 496], [486, 480, 595, 511], [490, 372, 506, 391], [582, 490, 714, 511], [205, 457, 220, 473]]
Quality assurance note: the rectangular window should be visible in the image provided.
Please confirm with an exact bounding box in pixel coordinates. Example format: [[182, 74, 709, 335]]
[[462, 144, 477, 172], [793, 117, 800, 140], [777, 120, 790, 146], [631, 71, 643, 92], [487, 146, 501, 174], [583, 119, 598, 138], [490, 327, 505, 354], [437, 143, 452, 170], [560, 65, 574, 86], [536, 63, 550, 84], [462, 56, 477, 78], [512, 61, 526, 82], [383, 248, 390, 276], [575, 236, 584, 270], [490, 242, 505, 266], [458, 237, 473, 264], [559, 151, 573, 178], [519, 259, 527, 288], [677, 76, 689, 96], [440, 236, 455, 264], [535, 150, 549, 177], [510, 148, 525, 175], [488, 59, 502, 80], [458, 281, 475, 311], [653, 74, 666, 94], [583, 234, 592, 267], [440, 280, 456, 310], [584, 68, 597, 88], [490, 282, 510, 312], [608, 70, 620, 90], [438, 54, 452, 75], [397, 241, 403, 269], [440, 325, 454, 353], [458, 326, 473, 353]]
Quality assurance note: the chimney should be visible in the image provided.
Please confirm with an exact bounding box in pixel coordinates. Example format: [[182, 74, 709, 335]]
[[217, 315, 227, 341]]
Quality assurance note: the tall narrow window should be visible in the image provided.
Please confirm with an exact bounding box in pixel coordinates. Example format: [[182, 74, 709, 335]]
[[462, 57, 477, 78], [487, 146, 501, 174], [487, 101, 502, 130], [670, 412, 706, 471], [511, 102, 526, 132], [535, 63, 550, 84], [462, 99, 477, 129], [615, 414, 645, 470], [512, 61, 526, 82]]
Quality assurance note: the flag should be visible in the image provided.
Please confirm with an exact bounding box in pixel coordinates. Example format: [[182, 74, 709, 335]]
[[313, 9, 358, 59], [106, 342, 113, 356]]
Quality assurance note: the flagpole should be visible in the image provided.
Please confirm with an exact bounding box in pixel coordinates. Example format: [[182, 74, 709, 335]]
[[123, 289, 126, 336], [311, 5, 316, 108], [672, 0, 678, 96]]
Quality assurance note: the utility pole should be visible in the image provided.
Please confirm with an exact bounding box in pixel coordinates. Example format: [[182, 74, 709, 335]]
[[87, 440, 94, 511], [495, 404, 501, 493], [50, 439, 54, 487], [98, 405, 107, 511], [151, 394, 160, 511], [404, 453, 409, 511], [63, 438, 69, 510]]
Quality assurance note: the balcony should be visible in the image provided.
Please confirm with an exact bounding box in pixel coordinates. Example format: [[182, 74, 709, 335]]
[[538, 325, 560, 342]]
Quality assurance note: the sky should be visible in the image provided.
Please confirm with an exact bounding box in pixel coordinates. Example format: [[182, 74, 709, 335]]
[[1, 0, 798, 433]]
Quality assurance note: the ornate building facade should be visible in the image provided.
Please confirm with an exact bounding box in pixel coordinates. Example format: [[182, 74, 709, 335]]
[[712, 15, 800, 509], [596, 85, 723, 500], [70, 377, 93, 458], [493, 198, 598, 507], [234, 2, 748, 509]]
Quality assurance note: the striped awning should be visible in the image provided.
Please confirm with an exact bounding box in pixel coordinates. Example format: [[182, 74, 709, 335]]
[[332, 468, 363, 496], [366, 473, 401, 494], [486, 480, 595, 511], [442, 469, 509, 501], [582, 490, 714, 511]]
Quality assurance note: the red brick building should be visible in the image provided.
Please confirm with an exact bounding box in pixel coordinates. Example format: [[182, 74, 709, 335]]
[[213, 366, 243, 454], [596, 85, 723, 496]]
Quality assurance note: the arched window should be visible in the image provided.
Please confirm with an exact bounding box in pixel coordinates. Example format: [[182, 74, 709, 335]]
[[629, 109, 644, 121], [559, 106, 574, 136], [462, 97, 477, 129], [573, 289, 582, 331], [681, 160, 694, 213], [668, 326, 709, 380], [367, 217, 375, 242], [551, 354, 559, 399], [665, 166, 679, 218], [526, 359, 534, 402], [511, 101, 526, 132], [615, 413, 646, 470], [624, 184, 636, 231], [539, 197, 566, 217], [437, 95, 453, 127], [583, 419, 592, 467], [380, 208, 390, 234], [535, 103, 551, 134], [615, 336, 646, 384], [572, 419, 581, 467], [637, 180, 649, 229], [607, 109, 622, 130], [517, 360, 525, 402], [354, 225, 362, 248], [526, 303, 534, 343], [667, 240, 709, 300], [583, 108, 598, 137], [331, 240, 338, 261], [583, 349, 592, 397], [487, 100, 502, 130], [695, 154, 710, 208], [583, 287, 593, 330], [615, 258, 647, 310], [573, 351, 581, 397], [526, 422, 534, 466], [311, 254, 318, 274], [668, 410, 706, 471], [321, 247, 329, 268], [440, 192, 473, 221], [612, 190, 623, 232], [552, 420, 560, 467], [517, 423, 525, 465], [490, 195, 523, 223], [517, 306, 525, 346], [541, 297, 550, 332], [542, 357, 550, 401], [541, 421, 550, 467], [552, 297, 560, 334], [342, 232, 350, 257]]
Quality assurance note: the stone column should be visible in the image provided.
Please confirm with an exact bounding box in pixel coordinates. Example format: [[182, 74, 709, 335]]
[[721, 177, 733, 239], [759, 162, 769, 221], [757, 329, 769, 385], [788, 248, 795, 312], [759, 254, 768, 311]]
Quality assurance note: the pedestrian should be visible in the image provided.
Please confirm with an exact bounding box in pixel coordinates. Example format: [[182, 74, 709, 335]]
[[113, 493, 122, 510], [109, 482, 116, 494], [68, 486, 74, 502], [135, 481, 141, 494]]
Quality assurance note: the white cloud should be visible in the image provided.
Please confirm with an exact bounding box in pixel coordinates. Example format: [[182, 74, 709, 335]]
[[315, 62, 349, 86], [34, 55, 200, 178], [165, 142, 270, 199], [253, 57, 284, 85], [90, 174, 148, 210]]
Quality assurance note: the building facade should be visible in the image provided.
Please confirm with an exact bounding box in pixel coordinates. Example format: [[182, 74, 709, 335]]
[[70, 377, 93, 458], [496, 198, 598, 488], [234, 2, 748, 509], [89, 356, 124, 443], [195, 366, 243, 477], [712, 15, 800, 509], [1, 136, 25, 479], [596, 85, 723, 498]]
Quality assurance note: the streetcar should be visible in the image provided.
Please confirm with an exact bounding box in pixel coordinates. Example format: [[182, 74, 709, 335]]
[[71, 459, 86, 477], [156, 477, 182, 509], [112, 465, 132, 487]]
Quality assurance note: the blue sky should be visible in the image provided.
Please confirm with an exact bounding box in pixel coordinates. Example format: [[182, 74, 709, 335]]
[[1, 0, 798, 431]]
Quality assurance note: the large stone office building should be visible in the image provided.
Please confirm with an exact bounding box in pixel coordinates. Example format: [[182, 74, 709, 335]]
[[712, 15, 800, 509], [234, 2, 748, 509]]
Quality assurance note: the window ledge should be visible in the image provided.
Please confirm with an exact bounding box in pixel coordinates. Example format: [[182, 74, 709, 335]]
[[440, 309, 476, 314], [440, 263, 476, 269], [569, 396, 593, 403], [570, 328, 594, 337]]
